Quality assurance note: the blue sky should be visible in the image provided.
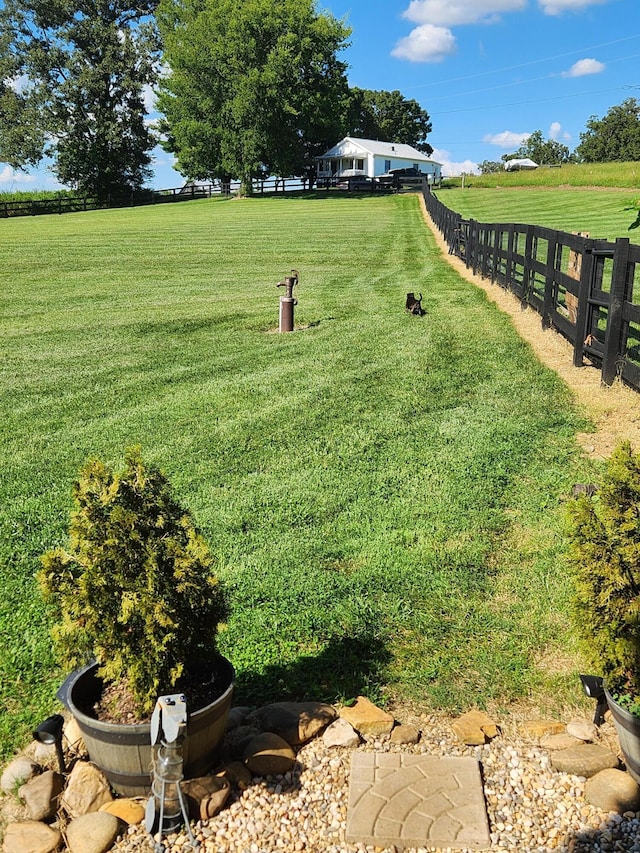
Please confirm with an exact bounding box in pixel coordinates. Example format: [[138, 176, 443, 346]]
[[2, 0, 639, 189]]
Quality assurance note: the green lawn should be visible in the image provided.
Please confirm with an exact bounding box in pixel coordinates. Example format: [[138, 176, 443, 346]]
[[438, 185, 639, 241], [0, 193, 595, 759]]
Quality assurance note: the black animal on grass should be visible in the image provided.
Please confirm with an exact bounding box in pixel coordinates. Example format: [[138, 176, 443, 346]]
[[406, 292, 425, 316]]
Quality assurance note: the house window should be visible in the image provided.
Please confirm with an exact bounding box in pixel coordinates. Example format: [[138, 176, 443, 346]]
[[413, 163, 419, 170], [384, 160, 391, 172], [356, 159, 364, 171]]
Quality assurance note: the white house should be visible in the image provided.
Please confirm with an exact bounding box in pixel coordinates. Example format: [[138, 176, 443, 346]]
[[316, 137, 442, 182]]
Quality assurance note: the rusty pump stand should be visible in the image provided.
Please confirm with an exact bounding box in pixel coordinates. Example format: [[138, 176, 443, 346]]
[[277, 269, 299, 332]]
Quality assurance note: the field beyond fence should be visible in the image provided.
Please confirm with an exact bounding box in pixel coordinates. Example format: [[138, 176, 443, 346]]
[[424, 186, 640, 392]]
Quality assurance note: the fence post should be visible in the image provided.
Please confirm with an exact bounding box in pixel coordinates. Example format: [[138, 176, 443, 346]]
[[505, 225, 515, 287], [522, 225, 535, 306], [468, 220, 477, 272], [601, 237, 631, 385], [573, 243, 595, 367], [542, 233, 559, 329]]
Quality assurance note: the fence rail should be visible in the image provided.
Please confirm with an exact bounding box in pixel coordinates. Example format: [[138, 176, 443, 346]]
[[424, 186, 640, 392], [0, 176, 316, 219]]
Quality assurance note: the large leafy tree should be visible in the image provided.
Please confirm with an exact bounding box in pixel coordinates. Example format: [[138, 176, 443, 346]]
[[0, 0, 161, 198], [504, 129, 573, 166], [347, 88, 433, 155], [157, 0, 351, 191], [577, 98, 640, 163]]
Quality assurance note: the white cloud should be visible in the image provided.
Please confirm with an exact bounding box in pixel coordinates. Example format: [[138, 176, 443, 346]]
[[142, 83, 157, 114], [549, 121, 562, 139], [0, 166, 37, 184], [539, 0, 610, 14], [431, 148, 479, 177], [5, 74, 29, 94], [483, 130, 531, 148], [403, 0, 526, 27], [391, 24, 457, 62], [561, 57, 606, 77]]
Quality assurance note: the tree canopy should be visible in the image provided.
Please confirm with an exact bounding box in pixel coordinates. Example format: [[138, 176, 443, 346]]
[[156, 0, 351, 189], [503, 129, 573, 166], [576, 98, 640, 163], [346, 88, 433, 154], [0, 0, 161, 198]]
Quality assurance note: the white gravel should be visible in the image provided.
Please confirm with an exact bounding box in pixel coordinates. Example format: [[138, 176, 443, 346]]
[[110, 711, 640, 853]]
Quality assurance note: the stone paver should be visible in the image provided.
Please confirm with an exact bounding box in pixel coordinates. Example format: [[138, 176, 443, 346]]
[[346, 753, 491, 850]]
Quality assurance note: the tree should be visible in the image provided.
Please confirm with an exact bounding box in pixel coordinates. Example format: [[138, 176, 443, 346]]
[[577, 98, 640, 163], [347, 88, 433, 154], [478, 160, 504, 174], [504, 129, 572, 166], [0, 0, 161, 198], [156, 0, 351, 191]]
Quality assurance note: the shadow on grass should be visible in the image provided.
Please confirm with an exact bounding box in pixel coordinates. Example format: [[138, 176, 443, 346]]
[[233, 635, 392, 708]]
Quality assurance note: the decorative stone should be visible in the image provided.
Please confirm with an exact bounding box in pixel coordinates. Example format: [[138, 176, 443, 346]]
[[19, 769, 64, 821], [247, 702, 337, 746], [3, 820, 61, 853], [32, 741, 57, 766], [550, 744, 619, 778], [225, 706, 252, 732], [540, 732, 582, 751], [323, 718, 360, 749], [181, 775, 231, 821], [390, 725, 421, 745], [199, 785, 231, 820], [63, 717, 86, 755], [61, 760, 113, 817], [218, 761, 253, 791], [451, 711, 499, 745], [243, 732, 297, 777], [567, 720, 599, 743], [339, 697, 395, 737], [585, 768, 640, 813], [1, 756, 40, 793], [99, 797, 145, 824], [521, 719, 565, 739], [223, 725, 262, 760], [66, 811, 120, 853]]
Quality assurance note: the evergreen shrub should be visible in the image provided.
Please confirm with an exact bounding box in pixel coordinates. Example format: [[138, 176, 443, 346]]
[[567, 441, 640, 714], [38, 447, 226, 716]]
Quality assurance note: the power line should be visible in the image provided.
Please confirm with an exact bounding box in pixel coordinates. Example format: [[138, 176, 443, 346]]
[[426, 52, 640, 104], [406, 33, 640, 92], [430, 85, 624, 116]]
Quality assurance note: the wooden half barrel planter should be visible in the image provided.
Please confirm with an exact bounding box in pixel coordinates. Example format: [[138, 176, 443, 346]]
[[58, 656, 235, 797], [604, 686, 640, 785]]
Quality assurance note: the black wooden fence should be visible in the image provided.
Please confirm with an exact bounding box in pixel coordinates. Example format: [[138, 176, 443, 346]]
[[424, 186, 640, 392], [0, 176, 314, 219]]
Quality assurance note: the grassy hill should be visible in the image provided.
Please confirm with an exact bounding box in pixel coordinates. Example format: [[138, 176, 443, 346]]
[[0, 193, 595, 759], [437, 161, 640, 240], [444, 160, 640, 189]]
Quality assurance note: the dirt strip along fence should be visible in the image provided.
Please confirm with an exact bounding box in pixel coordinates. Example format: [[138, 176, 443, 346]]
[[424, 186, 640, 392], [0, 176, 315, 219]]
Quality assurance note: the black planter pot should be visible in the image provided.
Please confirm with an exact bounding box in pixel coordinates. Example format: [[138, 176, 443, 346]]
[[604, 685, 640, 785], [58, 656, 235, 797]]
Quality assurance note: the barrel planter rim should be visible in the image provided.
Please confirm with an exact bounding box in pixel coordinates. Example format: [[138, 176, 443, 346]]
[[604, 683, 640, 785], [58, 654, 235, 796]]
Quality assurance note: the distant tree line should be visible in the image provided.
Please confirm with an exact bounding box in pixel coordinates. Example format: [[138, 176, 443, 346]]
[[479, 98, 640, 175], [0, 0, 433, 198]]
